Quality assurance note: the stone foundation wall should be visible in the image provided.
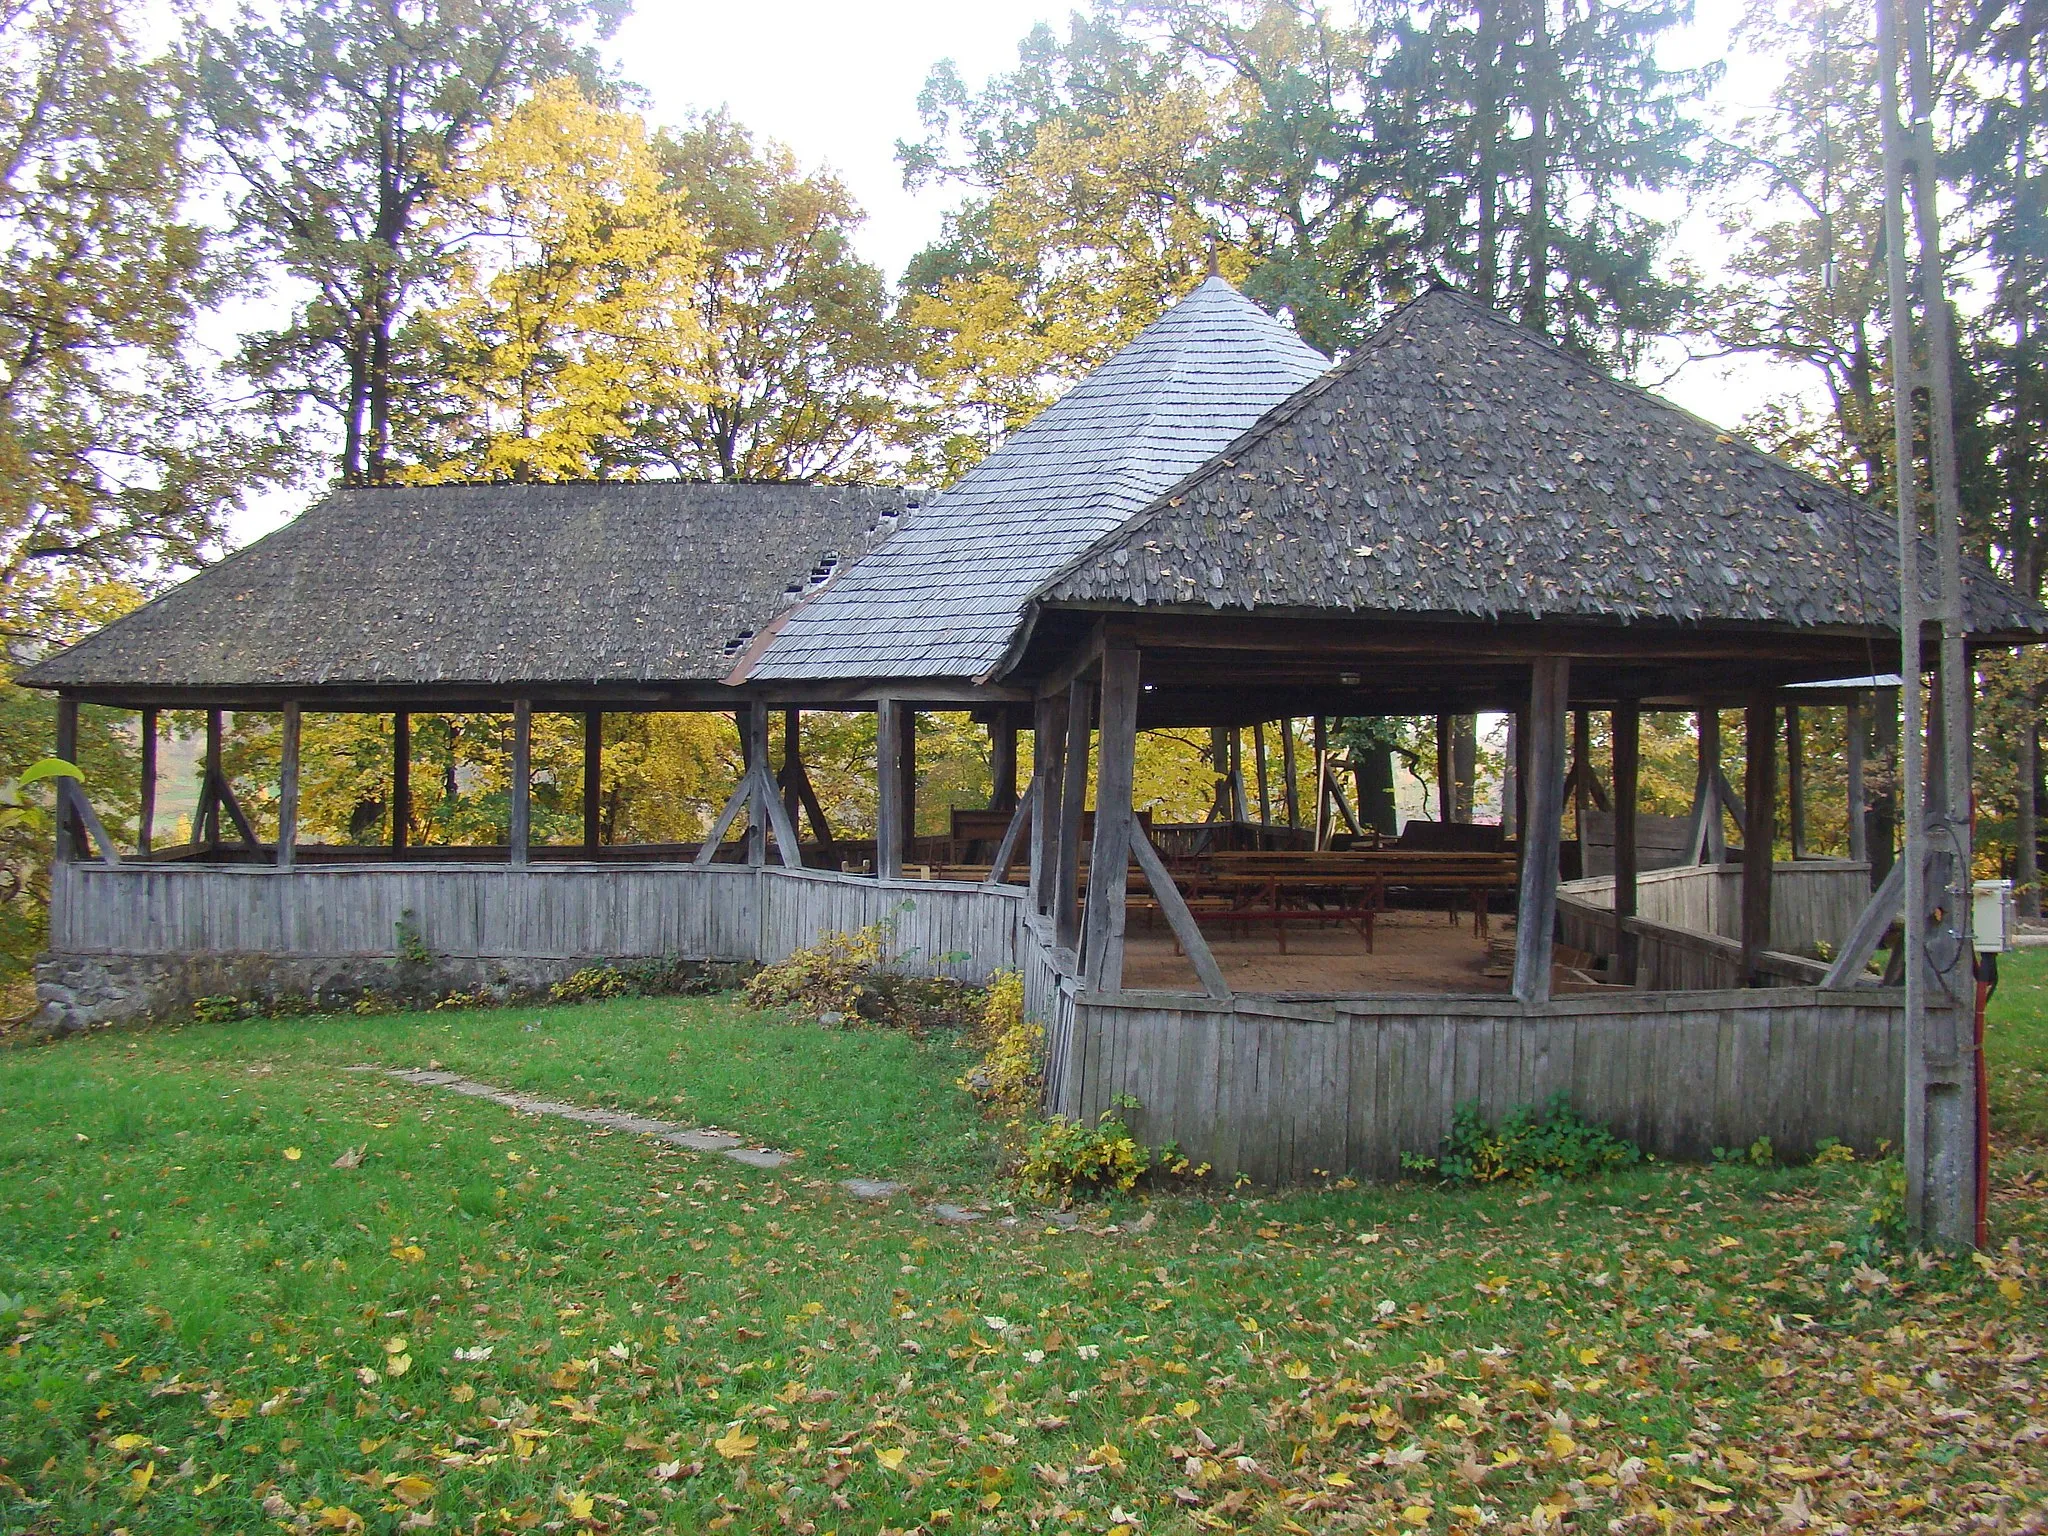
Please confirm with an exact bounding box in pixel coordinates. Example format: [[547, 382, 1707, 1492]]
[[33, 951, 748, 1034]]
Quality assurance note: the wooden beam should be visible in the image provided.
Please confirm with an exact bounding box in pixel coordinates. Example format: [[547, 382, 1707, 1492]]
[[1030, 690, 1069, 914], [1227, 726, 1246, 822], [875, 698, 906, 879], [1130, 824, 1231, 999], [1741, 694, 1777, 983], [1823, 857, 1904, 987], [1572, 709, 1592, 834], [277, 703, 301, 871], [54, 698, 78, 864], [1613, 700, 1640, 985], [1054, 677, 1092, 954], [584, 711, 603, 854], [984, 776, 1036, 888], [509, 700, 532, 866], [215, 772, 259, 850], [1280, 718, 1300, 829], [138, 707, 157, 855], [693, 774, 751, 866], [742, 703, 768, 867], [896, 703, 917, 853], [1436, 714, 1453, 822], [392, 711, 411, 852], [1846, 698, 1868, 864], [1081, 642, 1140, 989], [203, 709, 223, 847], [989, 710, 1019, 812], [1252, 721, 1271, 827], [1786, 703, 1807, 858], [1208, 726, 1231, 823], [1314, 716, 1332, 846], [1512, 658, 1569, 1004], [1682, 710, 1727, 864], [753, 760, 805, 870]]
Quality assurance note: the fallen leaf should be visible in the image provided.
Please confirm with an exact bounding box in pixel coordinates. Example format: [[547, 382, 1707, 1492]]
[[712, 1426, 758, 1460], [332, 1145, 365, 1169], [283, 1147, 302, 1162]]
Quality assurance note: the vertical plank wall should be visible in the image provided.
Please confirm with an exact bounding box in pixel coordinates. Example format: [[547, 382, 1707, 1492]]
[[1048, 987, 1911, 1182]]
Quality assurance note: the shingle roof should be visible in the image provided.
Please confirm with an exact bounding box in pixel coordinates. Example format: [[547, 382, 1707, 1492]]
[[745, 277, 1329, 682], [23, 482, 908, 692], [1040, 288, 2047, 639]]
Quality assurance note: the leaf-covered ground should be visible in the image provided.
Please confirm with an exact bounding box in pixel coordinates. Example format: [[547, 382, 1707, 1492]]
[[1, 974, 2044, 1536]]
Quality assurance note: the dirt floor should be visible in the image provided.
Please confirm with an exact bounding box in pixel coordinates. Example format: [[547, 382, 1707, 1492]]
[[1121, 905, 1513, 995]]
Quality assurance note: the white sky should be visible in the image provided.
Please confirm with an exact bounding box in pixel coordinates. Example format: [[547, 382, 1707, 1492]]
[[221, 0, 1802, 541]]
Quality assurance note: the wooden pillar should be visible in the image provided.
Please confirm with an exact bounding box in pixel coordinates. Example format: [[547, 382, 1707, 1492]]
[[392, 711, 411, 852], [1030, 690, 1069, 915], [742, 703, 770, 866], [509, 701, 531, 867], [1280, 718, 1300, 829], [1082, 640, 1140, 990], [1741, 695, 1777, 983], [1054, 677, 1092, 954], [200, 709, 224, 846], [1869, 691, 1899, 886], [1312, 716, 1332, 847], [875, 698, 906, 880], [897, 704, 917, 852], [277, 703, 301, 870], [1227, 726, 1245, 823], [53, 697, 78, 864], [1253, 721, 1272, 827], [1511, 660, 1569, 1004], [1613, 701, 1640, 985], [989, 711, 1019, 812], [1507, 712, 1526, 839], [584, 711, 603, 855], [1435, 714, 1453, 822], [1846, 699, 1868, 864], [138, 707, 157, 856], [1786, 703, 1807, 859], [1208, 726, 1231, 822], [1571, 709, 1592, 834], [1684, 709, 1726, 864]]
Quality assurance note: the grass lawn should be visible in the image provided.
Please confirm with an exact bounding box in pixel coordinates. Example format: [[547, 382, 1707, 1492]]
[[0, 973, 2043, 1535]]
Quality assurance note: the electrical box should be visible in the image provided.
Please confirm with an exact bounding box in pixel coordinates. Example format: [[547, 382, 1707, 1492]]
[[1973, 879, 2014, 955]]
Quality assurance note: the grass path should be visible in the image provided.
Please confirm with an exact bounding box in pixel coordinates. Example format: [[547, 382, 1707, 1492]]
[[0, 975, 2042, 1533]]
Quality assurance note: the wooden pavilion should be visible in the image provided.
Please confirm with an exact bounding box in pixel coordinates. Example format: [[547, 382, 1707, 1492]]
[[27, 280, 2047, 1184]]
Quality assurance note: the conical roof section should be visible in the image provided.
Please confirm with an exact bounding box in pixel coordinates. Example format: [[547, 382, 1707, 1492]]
[[748, 276, 1329, 681], [1040, 287, 2048, 638]]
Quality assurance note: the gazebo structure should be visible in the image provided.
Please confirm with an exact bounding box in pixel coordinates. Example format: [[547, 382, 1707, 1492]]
[[27, 280, 2046, 1186]]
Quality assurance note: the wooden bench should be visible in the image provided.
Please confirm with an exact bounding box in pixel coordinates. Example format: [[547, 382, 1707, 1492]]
[[1201, 850, 1519, 938]]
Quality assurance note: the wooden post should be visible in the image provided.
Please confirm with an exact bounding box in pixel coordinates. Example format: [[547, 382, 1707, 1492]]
[[1313, 716, 1332, 846], [1082, 640, 1140, 990], [277, 703, 301, 870], [1741, 695, 1778, 983], [741, 703, 767, 866], [1030, 690, 1069, 915], [509, 701, 531, 867], [53, 697, 78, 864], [990, 711, 1019, 812], [138, 707, 157, 856], [875, 699, 905, 879], [1227, 726, 1246, 823], [1512, 659, 1569, 1004], [1847, 698, 1868, 864], [1054, 677, 1092, 954], [203, 709, 224, 847], [1683, 709, 1727, 864], [1571, 709, 1591, 835], [1252, 721, 1271, 828], [1786, 703, 1807, 859], [584, 711, 603, 855], [1507, 712, 1526, 839], [392, 712, 411, 853], [1435, 714, 1453, 822], [1280, 718, 1300, 829], [1613, 701, 1640, 985], [897, 704, 917, 852], [1208, 726, 1231, 823]]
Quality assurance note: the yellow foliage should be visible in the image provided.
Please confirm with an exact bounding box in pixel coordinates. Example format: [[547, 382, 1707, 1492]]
[[962, 970, 1041, 1116]]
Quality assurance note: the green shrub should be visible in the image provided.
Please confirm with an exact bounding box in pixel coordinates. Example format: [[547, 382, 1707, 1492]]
[[550, 965, 634, 1004], [1867, 1155, 1908, 1237], [1018, 1109, 1150, 1198], [961, 970, 1041, 1117], [746, 922, 893, 1021], [1405, 1092, 1639, 1184], [190, 995, 243, 1024]]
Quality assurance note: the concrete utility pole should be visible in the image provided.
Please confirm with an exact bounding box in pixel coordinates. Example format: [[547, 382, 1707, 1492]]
[[1877, 0, 1978, 1247]]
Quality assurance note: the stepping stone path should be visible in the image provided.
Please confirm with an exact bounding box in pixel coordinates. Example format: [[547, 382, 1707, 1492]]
[[352, 1067, 792, 1169]]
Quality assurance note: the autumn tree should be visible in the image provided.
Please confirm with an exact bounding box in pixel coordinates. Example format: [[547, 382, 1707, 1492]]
[[615, 114, 922, 483], [189, 0, 626, 485], [396, 79, 703, 482]]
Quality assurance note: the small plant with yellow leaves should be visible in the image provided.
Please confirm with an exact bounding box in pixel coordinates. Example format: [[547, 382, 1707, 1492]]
[[961, 970, 1042, 1116]]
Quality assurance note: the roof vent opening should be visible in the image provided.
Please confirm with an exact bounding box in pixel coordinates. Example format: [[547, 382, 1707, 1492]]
[[723, 629, 756, 656]]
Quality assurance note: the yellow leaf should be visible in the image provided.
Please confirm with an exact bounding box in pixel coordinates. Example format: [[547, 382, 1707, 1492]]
[[1323, 1470, 1354, 1488], [1173, 1399, 1199, 1418], [1283, 1360, 1311, 1380], [449, 1383, 475, 1404], [1089, 1442, 1126, 1472], [776, 1380, 807, 1404], [316, 1508, 364, 1533], [1577, 1347, 1603, 1366], [1544, 1431, 1576, 1458], [980, 1491, 1003, 1511], [110, 1433, 150, 1453], [283, 1147, 302, 1162], [875, 1446, 907, 1473], [359, 1437, 388, 1455], [2000, 1277, 2024, 1303], [384, 1353, 412, 1378], [389, 1474, 435, 1507], [712, 1426, 758, 1460], [560, 1488, 595, 1521], [194, 1472, 228, 1495], [1758, 1357, 1793, 1380], [1401, 1504, 1434, 1525], [384, 1337, 408, 1355], [129, 1460, 154, 1493]]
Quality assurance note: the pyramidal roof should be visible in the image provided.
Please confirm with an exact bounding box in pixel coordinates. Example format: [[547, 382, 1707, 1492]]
[[746, 276, 1329, 682], [1041, 288, 2047, 639]]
